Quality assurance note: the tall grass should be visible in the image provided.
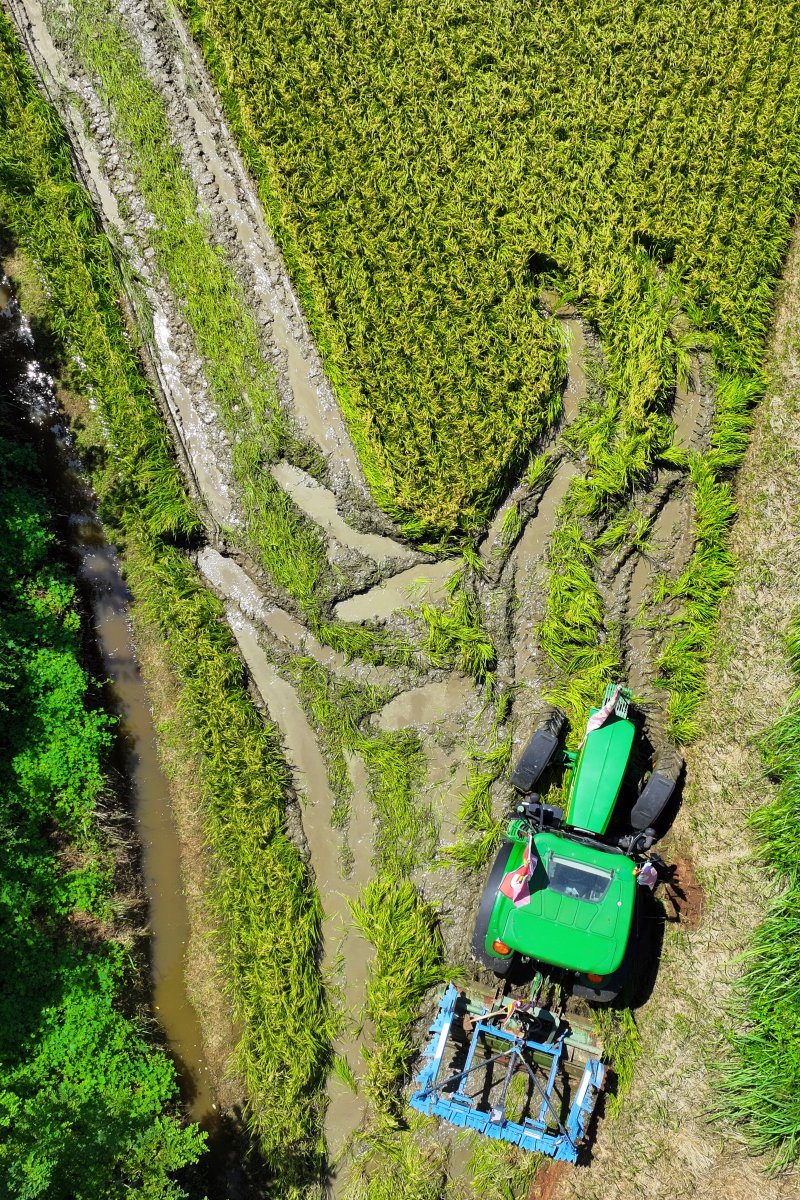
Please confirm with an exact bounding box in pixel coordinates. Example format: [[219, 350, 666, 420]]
[[718, 613, 800, 1170], [0, 22, 332, 1185]]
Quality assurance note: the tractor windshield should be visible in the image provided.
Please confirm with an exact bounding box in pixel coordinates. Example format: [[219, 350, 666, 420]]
[[547, 855, 613, 904]]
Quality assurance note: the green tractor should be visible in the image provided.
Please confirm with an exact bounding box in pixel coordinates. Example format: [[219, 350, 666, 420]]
[[472, 684, 682, 1002]]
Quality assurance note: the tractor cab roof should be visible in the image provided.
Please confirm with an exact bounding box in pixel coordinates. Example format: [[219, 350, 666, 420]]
[[494, 831, 636, 975], [565, 712, 635, 835]]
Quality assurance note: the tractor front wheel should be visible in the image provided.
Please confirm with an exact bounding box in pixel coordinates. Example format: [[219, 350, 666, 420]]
[[471, 840, 515, 976], [509, 707, 566, 793]]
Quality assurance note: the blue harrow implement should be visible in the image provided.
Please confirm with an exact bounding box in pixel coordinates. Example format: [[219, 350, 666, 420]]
[[410, 982, 606, 1163]]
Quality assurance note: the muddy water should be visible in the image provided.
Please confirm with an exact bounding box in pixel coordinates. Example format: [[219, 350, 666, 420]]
[[344, 751, 376, 884], [221, 610, 372, 1173], [511, 461, 580, 694], [376, 676, 474, 731], [271, 461, 414, 563], [422, 746, 470, 845], [78, 536, 215, 1121], [0, 283, 215, 1121], [334, 558, 460, 622], [195, 546, 398, 689], [559, 315, 592, 423], [150, 309, 234, 528], [673, 353, 712, 451]]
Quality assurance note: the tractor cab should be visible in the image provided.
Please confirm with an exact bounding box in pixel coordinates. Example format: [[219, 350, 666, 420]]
[[472, 684, 682, 1002]]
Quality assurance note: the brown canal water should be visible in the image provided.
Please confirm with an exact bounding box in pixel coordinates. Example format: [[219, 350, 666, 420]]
[[0, 280, 217, 1126], [76, 532, 215, 1121]]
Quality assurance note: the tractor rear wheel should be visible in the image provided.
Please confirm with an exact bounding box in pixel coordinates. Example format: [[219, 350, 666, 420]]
[[471, 839, 515, 976], [630, 748, 684, 831], [509, 707, 566, 793]]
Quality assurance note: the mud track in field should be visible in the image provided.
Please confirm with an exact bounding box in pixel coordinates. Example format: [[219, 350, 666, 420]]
[[8, 0, 780, 1191]]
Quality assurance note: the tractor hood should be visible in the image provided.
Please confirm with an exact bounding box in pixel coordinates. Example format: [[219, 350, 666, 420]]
[[493, 832, 636, 975], [565, 712, 636, 835]]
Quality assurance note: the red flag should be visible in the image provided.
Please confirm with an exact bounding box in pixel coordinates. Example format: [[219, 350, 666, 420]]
[[499, 833, 537, 907], [581, 684, 621, 745]]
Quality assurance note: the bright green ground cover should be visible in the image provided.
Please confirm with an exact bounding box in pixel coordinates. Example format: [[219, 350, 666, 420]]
[[182, 0, 799, 544], [0, 16, 332, 1189], [0, 436, 204, 1199], [718, 612, 800, 1169]]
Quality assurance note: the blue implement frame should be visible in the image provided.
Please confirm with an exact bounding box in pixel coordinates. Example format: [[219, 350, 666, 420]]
[[409, 984, 605, 1164]]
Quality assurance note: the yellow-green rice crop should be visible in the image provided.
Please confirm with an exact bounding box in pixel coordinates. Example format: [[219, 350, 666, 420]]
[[183, 0, 800, 541]]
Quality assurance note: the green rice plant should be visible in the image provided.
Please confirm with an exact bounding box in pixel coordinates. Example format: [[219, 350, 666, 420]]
[[593, 1007, 641, 1118], [340, 1113, 448, 1200], [446, 714, 512, 871], [289, 654, 389, 826], [463, 1131, 541, 1200], [717, 612, 800, 1169], [288, 655, 435, 875], [498, 502, 523, 552], [538, 512, 621, 727], [418, 569, 497, 685], [332, 1054, 359, 1094], [350, 880, 447, 1124], [595, 508, 654, 555], [655, 368, 762, 742], [316, 618, 428, 671], [525, 450, 558, 494]]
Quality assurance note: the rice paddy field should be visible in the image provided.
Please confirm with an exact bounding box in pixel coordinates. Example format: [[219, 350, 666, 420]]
[[1, 0, 800, 1197]]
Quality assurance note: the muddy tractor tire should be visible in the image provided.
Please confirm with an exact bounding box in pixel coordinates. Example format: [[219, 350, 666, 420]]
[[471, 840, 515, 976], [629, 748, 684, 831], [510, 708, 566, 793]]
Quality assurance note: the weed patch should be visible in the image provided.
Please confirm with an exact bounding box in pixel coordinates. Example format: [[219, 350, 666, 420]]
[[0, 431, 204, 1198]]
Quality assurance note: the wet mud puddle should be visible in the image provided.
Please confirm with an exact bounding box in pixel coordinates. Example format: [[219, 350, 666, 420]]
[[0, 280, 214, 1123]]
